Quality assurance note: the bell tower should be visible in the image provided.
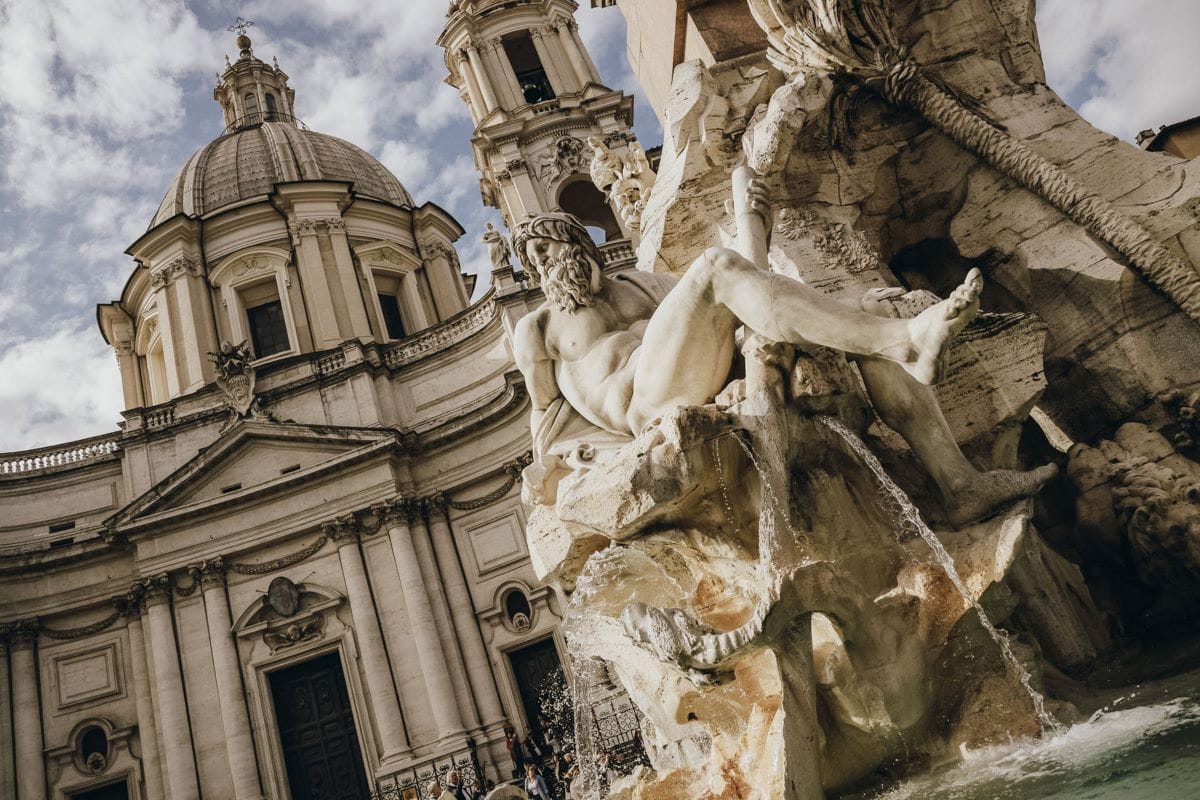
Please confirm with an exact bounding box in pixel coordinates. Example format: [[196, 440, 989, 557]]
[[439, 0, 645, 242]]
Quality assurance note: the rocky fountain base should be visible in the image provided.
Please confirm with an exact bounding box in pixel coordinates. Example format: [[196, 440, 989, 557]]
[[528, 333, 1107, 799]]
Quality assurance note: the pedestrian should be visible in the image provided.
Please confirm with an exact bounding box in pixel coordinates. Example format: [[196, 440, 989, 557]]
[[505, 725, 525, 778], [523, 763, 551, 800], [428, 780, 454, 800], [444, 769, 470, 800], [561, 752, 579, 799]]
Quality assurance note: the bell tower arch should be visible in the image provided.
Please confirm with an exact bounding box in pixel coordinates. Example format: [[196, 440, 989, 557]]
[[439, 0, 643, 242]]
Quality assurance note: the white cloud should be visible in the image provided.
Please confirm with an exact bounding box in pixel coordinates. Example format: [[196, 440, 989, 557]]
[[0, 327, 123, 451], [1037, 0, 1200, 140]]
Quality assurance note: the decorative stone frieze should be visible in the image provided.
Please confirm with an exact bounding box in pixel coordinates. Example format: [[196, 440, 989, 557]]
[[149, 254, 201, 288]]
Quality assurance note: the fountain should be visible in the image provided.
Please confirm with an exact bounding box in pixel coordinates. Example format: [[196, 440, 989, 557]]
[[503, 3, 1200, 796]]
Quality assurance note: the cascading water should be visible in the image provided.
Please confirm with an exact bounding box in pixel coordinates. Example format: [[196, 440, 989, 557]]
[[817, 414, 1065, 735]]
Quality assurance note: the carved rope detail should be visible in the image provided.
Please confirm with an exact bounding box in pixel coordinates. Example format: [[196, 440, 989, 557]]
[[226, 534, 329, 575], [39, 609, 124, 641], [446, 452, 533, 511]]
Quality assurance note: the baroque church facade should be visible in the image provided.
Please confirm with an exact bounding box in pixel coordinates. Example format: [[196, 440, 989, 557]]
[[0, 2, 642, 798]]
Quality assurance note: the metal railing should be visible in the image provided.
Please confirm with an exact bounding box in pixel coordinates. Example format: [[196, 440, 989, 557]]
[[223, 110, 308, 134], [371, 743, 484, 800]]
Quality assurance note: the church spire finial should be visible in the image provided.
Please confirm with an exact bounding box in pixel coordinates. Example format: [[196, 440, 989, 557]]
[[227, 17, 255, 59]]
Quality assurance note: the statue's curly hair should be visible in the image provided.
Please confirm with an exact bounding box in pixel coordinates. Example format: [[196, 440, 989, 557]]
[[510, 212, 604, 286]]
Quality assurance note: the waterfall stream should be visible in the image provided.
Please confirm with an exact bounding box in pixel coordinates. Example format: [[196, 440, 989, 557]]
[[817, 415, 1064, 734]]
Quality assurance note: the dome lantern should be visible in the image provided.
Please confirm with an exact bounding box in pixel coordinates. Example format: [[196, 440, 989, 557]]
[[214, 19, 296, 132]]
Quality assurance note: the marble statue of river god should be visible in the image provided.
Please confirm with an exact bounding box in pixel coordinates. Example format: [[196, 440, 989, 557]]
[[508, 165, 1080, 800], [512, 174, 1055, 526]]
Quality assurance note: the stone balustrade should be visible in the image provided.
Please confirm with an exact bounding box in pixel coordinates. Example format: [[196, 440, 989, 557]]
[[0, 435, 120, 476]]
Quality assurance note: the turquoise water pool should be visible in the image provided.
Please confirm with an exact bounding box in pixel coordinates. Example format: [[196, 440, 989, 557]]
[[847, 673, 1200, 800]]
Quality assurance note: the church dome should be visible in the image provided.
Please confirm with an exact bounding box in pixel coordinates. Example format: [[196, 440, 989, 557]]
[[149, 122, 414, 229]]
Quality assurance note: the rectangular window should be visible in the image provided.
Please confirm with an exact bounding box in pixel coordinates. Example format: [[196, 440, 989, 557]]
[[378, 292, 406, 340], [503, 32, 554, 104], [246, 299, 290, 358]]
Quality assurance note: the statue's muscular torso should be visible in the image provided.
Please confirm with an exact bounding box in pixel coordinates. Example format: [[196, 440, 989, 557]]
[[515, 271, 678, 435]]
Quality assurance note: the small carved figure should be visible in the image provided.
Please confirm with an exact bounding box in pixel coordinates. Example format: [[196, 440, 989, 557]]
[[587, 136, 656, 231], [482, 222, 513, 272]]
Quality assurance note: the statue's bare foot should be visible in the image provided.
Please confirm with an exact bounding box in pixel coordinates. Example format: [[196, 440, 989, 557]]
[[904, 269, 983, 385], [945, 463, 1060, 528]]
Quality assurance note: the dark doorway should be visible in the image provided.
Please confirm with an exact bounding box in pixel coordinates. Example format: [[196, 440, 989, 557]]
[[71, 781, 129, 800], [269, 652, 370, 800], [508, 636, 563, 732]]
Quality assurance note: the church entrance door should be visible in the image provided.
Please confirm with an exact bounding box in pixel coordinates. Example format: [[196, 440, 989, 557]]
[[508, 636, 562, 733], [269, 652, 371, 800]]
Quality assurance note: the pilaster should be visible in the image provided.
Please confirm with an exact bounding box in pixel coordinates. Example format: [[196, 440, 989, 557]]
[[9, 620, 45, 800], [424, 494, 507, 728], [120, 592, 165, 800], [188, 558, 265, 800], [322, 515, 412, 764], [409, 503, 481, 732], [138, 574, 201, 800], [376, 499, 467, 741], [0, 629, 14, 800]]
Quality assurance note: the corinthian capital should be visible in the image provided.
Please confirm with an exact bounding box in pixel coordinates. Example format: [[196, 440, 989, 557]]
[[9, 619, 40, 650], [321, 514, 360, 544], [187, 557, 227, 589], [137, 574, 173, 607]]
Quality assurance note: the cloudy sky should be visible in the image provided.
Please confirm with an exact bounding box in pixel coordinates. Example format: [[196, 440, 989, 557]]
[[0, 0, 1197, 452]]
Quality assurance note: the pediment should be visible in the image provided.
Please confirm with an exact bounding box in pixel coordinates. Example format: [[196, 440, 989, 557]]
[[109, 421, 399, 529]]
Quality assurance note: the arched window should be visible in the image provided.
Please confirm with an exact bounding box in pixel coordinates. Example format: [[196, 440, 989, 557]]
[[264, 92, 278, 121], [558, 179, 621, 242], [243, 92, 260, 124]]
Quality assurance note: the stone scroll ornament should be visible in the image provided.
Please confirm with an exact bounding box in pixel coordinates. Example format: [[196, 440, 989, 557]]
[[208, 340, 274, 426], [746, 0, 1200, 320]]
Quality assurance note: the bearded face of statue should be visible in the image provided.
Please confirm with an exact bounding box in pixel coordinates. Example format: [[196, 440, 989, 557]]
[[525, 236, 597, 313]]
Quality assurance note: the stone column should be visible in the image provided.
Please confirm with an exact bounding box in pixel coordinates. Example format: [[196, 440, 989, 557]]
[[465, 41, 499, 113], [122, 596, 165, 800], [190, 559, 265, 800], [485, 38, 525, 109], [324, 517, 410, 764], [424, 494, 507, 727], [556, 18, 593, 88], [289, 220, 341, 348], [455, 52, 485, 123], [140, 574, 200, 800], [569, 22, 602, 84], [148, 273, 183, 398], [376, 499, 466, 740], [409, 507, 481, 731], [0, 630, 14, 800], [529, 27, 566, 96], [10, 620, 44, 800], [325, 219, 374, 340]]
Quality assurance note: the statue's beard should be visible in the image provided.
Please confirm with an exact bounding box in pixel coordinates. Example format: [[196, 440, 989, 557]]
[[542, 255, 594, 313]]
